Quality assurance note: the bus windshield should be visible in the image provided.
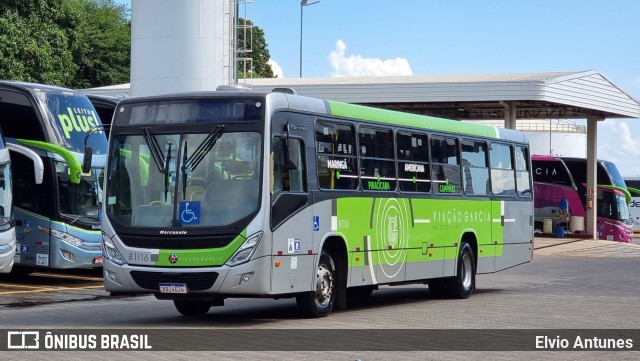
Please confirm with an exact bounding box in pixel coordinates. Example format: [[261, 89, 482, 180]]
[[57, 161, 102, 224], [598, 190, 631, 223], [603, 160, 627, 189], [42, 91, 108, 154], [106, 131, 261, 228]]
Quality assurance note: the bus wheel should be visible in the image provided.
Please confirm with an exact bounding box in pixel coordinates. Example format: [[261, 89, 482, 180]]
[[448, 242, 475, 299], [173, 300, 211, 317], [296, 251, 336, 318]]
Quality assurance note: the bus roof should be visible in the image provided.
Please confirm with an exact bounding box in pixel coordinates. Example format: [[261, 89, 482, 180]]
[[115, 90, 527, 142], [0, 80, 80, 94]]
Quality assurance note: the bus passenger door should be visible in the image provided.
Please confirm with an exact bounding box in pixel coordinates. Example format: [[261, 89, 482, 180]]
[[9, 151, 52, 269], [270, 137, 313, 294]]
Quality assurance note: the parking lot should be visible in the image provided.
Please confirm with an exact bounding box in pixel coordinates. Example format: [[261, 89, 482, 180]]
[[1, 236, 639, 360]]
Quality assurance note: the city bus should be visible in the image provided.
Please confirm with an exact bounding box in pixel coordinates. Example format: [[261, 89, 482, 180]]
[[0, 80, 108, 274], [623, 177, 640, 233], [97, 88, 534, 317], [0, 136, 44, 273], [532, 155, 633, 242]]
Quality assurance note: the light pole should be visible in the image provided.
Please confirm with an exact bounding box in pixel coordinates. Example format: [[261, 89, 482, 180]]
[[300, 0, 320, 78]]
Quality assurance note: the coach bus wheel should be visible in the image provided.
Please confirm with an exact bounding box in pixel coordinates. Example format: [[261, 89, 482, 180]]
[[296, 251, 336, 318], [448, 242, 475, 299], [173, 300, 211, 317]]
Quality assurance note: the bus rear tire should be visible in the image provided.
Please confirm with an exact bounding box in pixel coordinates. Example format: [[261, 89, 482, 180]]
[[429, 243, 475, 299], [447, 242, 475, 299], [296, 251, 336, 318], [173, 300, 211, 317]]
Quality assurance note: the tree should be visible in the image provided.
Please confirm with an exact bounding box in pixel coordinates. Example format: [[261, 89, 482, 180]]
[[0, 7, 76, 85], [237, 18, 275, 79], [64, 0, 131, 88], [0, 0, 130, 88]]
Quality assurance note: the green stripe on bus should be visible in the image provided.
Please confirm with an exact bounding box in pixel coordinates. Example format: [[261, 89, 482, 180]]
[[327, 101, 498, 138], [155, 233, 247, 267]]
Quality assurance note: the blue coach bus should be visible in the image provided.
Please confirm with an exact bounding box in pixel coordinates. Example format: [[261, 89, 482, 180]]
[[0, 80, 108, 274]]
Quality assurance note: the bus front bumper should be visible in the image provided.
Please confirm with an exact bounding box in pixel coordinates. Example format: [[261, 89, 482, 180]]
[[103, 255, 274, 296]]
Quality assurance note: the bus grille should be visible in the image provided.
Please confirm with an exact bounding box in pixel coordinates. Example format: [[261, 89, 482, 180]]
[[130, 271, 218, 291]]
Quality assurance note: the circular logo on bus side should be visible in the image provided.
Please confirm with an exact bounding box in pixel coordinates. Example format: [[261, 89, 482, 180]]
[[168, 254, 178, 264], [373, 198, 410, 279]]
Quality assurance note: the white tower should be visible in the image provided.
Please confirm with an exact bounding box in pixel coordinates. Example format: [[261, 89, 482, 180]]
[[130, 0, 232, 97]]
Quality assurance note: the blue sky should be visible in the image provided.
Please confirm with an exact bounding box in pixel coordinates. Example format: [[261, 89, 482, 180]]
[[115, 0, 640, 175]]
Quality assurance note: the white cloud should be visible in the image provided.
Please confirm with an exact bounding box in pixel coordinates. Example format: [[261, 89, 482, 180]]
[[329, 40, 413, 77], [598, 120, 640, 177], [268, 59, 284, 78]]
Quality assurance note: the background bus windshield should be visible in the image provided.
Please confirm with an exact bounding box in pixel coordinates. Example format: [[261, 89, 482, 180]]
[[44, 92, 107, 153]]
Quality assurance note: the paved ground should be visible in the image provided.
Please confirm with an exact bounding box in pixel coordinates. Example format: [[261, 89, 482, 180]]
[[1, 236, 638, 360]]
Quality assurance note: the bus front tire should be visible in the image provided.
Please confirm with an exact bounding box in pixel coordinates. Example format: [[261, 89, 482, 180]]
[[296, 251, 336, 318], [173, 300, 211, 317]]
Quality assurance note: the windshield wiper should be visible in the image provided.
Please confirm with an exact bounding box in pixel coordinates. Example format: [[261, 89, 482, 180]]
[[164, 142, 172, 202], [182, 124, 224, 173], [143, 127, 173, 202], [142, 127, 166, 173], [182, 140, 188, 198]]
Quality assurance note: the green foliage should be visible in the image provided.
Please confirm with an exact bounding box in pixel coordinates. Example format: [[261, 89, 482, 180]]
[[0, 0, 130, 88], [0, 3, 275, 88], [65, 0, 131, 88], [237, 18, 275, 79]]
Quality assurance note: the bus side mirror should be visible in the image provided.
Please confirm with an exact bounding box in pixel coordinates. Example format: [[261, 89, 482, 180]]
[[285, 139, 299, 171], [82, 146, 93, 173]]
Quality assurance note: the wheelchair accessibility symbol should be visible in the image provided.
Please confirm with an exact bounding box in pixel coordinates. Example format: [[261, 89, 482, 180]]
[[179, 201, 200, 225]]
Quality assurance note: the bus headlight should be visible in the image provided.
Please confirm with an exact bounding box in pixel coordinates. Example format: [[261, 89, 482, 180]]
[[102, 234, 126, 266], [49, 229, 83, 247], [226, 232, 263, 267]]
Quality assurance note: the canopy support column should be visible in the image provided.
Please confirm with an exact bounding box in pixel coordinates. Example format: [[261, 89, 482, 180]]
[[502, 101, 517, 130], [585, 115, 603, 239]]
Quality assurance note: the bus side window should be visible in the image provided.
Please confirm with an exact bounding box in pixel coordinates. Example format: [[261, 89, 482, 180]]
[[490, 143, 516, 196], [461, 139, 490, 196], [315, 121, 358, 190], [515, 145, 532, 197], [397, 131, 430, 193], [431, 136, 461, 194], [272, 137, 306, 199]]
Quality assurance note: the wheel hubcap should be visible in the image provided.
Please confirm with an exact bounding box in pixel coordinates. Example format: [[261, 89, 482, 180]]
[[461, 252, 473, 290], [315, 263, 334, 307]]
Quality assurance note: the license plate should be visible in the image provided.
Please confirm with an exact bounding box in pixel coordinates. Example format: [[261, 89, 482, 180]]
[[159, 283, 187, 294], [93, 256, 103, 265]]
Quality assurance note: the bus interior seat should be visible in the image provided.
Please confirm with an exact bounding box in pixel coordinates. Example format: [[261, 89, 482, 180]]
[[186, 186, 205, 201]]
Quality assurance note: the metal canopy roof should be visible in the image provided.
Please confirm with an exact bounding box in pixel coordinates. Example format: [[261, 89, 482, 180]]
[[250, 70, 640, 120]]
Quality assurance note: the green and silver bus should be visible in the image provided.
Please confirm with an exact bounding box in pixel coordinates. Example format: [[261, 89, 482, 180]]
[[99, 89, 534, 317]]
